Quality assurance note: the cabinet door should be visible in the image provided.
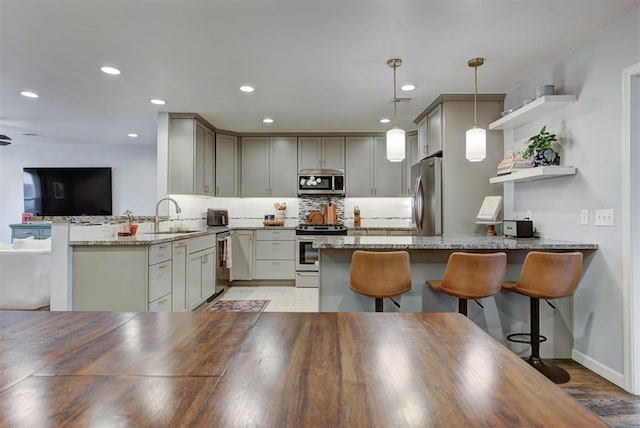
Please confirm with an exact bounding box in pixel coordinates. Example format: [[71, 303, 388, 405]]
[[168, 118, 196, 194], [187, 252, 203, 310], [418, 117, 428, 160], [194, 123, 205, 195], [346, 136, 374, 196], [269, 136, 297, 197], [230, 230, 253, 280], [373, 136, 404, 196], [201, 248, 216, 300], [427, 104, 443, 156], [298, 137, 322, 170], [215, 134, 239, 196], [241, 137, 270, 197], [405, 134, 418, 196], [322, 137, 345, 170], [203, 128, 215, 196], [172, 240, 188, 312]]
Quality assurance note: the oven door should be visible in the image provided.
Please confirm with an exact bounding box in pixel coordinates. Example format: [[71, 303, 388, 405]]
[[296, 236, 319, 272]]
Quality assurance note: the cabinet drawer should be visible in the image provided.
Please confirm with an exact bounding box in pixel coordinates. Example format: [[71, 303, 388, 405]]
[[149, 243, 172, 265], [347, 229, 367, 236], [13, 230, 41, 239], [255, 229, 295, 241], [149, 293, 172, 312], [254, 260, 295, 279], [388, 230, 411, 236], [149, 260, 172, 302], [366, 229, 388, 236], [187, 234, 216, 253], [255, 240, 295, 260]]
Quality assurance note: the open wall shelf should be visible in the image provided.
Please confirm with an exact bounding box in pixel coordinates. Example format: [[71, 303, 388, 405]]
[[489, 166, 576, 184], [489, 95, 577, 130]]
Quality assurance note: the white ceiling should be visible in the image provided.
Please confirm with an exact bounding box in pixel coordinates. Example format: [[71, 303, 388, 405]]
[[0, 0, 638, 146]]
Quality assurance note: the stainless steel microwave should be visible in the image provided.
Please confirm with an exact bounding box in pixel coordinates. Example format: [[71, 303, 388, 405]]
[[297, 169, 345, 196]]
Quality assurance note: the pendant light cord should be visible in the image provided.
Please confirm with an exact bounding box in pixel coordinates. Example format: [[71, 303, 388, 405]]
[[393, 63, 398, 127], [473, 63, 478, 127]]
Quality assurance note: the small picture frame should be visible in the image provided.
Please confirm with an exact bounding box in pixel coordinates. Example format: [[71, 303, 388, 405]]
[[476, 196, 503, 222]]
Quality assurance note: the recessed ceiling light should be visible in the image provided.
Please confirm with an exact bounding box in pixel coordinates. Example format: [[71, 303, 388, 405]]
[[379, 118, 391, 124], [240, 85, 255, 93], [101, 66, 121, 75], [263, 118, 274, 124], [128, 133, 139, 138], [20, 91, 38, 98], [401, 84, 415, 91], [150, 98, 166, 105]]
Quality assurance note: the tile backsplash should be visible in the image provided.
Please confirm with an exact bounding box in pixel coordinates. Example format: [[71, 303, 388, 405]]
[[166, 195, 412, 227]]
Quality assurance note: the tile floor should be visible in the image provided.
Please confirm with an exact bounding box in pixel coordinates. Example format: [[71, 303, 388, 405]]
[[220, 285, 319, 312]]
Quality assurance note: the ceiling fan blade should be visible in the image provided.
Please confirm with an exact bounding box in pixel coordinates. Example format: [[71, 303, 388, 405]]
[[0, 134, 12, 141], [0, 140, 11, 146]]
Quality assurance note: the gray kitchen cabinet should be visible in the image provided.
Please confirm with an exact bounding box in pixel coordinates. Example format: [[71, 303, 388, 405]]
[[346, 136, 404, 197], [298, 136, 345, 170], [417, 104, 443, 160], [186, 235, 216, 310], [413, 94, 505, 235], [172, 239, 188, 311], [254, 229, 295, 280], [241, 136, 297, 197], [215, 133, 239, 197], [230, 230, 254, 281], [168, 114, 215, 196], [404, 133, 418, 196]]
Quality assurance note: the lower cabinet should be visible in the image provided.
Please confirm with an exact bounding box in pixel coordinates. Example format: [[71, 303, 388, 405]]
[[72, 234, 217, 312], [254, 229, 295, 280], [347, 229, 412, 237], [230, 230, 254, 281]]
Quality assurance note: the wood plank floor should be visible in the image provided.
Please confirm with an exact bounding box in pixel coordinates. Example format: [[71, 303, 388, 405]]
[[557, 360, 640, 427]]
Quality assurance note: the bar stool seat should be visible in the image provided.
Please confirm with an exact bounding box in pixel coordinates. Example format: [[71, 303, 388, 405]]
[[349, 250, 412, 312], [426, 252, 507, 316], [502, 251, 583, 384]]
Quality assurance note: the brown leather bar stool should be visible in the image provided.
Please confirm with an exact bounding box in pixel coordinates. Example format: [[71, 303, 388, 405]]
[[425, 252, 507, 316], [502, 251, 583, 384], [349, 250, 412, 312]]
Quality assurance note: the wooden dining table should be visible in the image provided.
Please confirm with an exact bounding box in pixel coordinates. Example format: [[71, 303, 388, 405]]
[[0, 310, 604, 427]]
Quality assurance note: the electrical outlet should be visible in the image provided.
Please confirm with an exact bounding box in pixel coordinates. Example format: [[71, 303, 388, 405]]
[[595, 209, 614, 227], [580, 209, 588, 225]]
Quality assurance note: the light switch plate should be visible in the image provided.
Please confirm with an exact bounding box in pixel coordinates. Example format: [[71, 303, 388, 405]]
[[595, 209, 614, 227], [580, 209, 588, 225]]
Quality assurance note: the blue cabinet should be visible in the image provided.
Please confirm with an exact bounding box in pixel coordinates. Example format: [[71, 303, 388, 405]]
[[9, 223, 51, 241]]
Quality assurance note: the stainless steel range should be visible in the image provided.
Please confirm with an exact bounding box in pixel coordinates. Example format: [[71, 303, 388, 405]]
[[295, 224, 347, 287]]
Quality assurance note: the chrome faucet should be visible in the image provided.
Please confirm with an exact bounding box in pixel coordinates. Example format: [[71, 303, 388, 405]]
[[154, 197, 182, 233]]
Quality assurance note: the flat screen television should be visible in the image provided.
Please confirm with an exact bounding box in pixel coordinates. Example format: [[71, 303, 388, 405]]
[[23, 167, 113, 216]]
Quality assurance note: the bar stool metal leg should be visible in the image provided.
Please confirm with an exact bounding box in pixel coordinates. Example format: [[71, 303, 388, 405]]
[[525, 297, 571, 384], [458, 299, 468, 316], [375, 298, 383, 313]]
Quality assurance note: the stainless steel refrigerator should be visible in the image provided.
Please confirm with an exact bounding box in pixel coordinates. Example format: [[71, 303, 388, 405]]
[[412, 157, 442, 236]]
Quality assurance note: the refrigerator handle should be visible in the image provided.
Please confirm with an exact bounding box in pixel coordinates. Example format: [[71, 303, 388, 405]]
[[413, 175, 423, 234]]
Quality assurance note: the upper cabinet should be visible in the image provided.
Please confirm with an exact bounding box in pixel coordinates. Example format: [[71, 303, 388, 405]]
[[417, 104, 443, 160], [241, 136, 297, 197], [215, 133, 240, 197], [346, 136, 404, 197], [488, 95, 577, 130], [298, 136, 345, 170], [168, 114, 215, 196]]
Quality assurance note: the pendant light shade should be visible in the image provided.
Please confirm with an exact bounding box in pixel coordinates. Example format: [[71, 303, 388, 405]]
[[386, 127, 406, 162], [386, 58, 405, 162], [466, 126, 486, 162], [466, 57, 486, 162]]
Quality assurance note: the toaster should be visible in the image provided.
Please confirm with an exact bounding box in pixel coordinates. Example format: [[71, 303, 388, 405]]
[[503, 220, 534, 238], [207, 209, 228, 226]]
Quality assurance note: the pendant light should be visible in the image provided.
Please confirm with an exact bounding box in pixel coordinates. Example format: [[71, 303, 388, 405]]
[[386, 58, 405, 162], [466, 57, 486, 162]]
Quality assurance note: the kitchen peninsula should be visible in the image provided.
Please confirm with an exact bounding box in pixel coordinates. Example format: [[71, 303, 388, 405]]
[[316, 234, 597, 357]]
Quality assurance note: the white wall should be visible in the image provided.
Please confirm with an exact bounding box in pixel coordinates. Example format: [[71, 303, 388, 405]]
[[0, 142, 157, 243], [502, 8, 640, 386]]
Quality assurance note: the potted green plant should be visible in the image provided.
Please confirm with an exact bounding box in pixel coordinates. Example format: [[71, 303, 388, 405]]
[[522, 125, 561, 166], [122, 209, 138, 236]]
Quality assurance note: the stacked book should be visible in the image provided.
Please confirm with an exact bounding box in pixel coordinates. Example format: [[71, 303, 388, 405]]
[[497, 157, 533, 175]]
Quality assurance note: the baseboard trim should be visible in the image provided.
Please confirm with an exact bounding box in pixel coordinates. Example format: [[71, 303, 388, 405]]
[[572, 349, 625, 390]]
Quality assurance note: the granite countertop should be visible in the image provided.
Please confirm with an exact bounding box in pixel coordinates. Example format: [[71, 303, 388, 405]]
[[70, 226, 229, 246], [313, 235, 598, 250], [231, 226, 297, 230]]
